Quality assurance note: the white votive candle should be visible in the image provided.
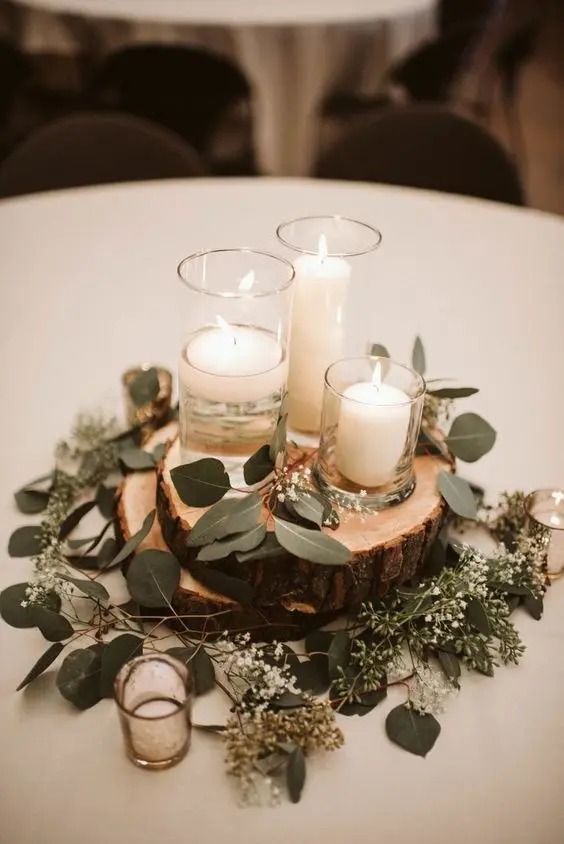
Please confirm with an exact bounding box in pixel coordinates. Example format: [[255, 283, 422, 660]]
[[529, 506, 564, 575], [336, 374, 411, 488], [287, 235, 351, 432], [129, 698, 187, 763], [180, 318, 287, 403]]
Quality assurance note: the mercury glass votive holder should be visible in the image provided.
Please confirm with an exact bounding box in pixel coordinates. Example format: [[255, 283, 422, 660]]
[[275, 215, 382, 434], [114, 654, 193, 770], [122, 365, 173, 429], [177, 248, 295, 460], [525, 489, 564, 579], [314, 356, 426, 509]]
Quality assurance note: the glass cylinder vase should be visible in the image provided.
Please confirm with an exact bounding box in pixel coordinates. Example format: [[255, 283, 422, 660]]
[[276, 215, 382, 434], [314, 356, 425, 509], [114, 654, 193, 770], [525, 489, 564, 578], [177, 248, 294, 460]]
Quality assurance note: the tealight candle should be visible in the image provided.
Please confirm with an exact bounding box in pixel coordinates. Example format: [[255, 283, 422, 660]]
[[180, 317, 287, 404], [287, 235, 351, 432], [336, 363, 411, 487], [526, 489, 564, 577]]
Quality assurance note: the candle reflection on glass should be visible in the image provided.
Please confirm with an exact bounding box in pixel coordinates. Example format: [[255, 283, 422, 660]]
[[526, 489, 564, 578]]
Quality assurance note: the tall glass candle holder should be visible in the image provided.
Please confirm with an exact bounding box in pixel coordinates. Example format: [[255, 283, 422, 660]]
[[114, 654, 193, 770], [276, 216, 382, 434], [177, 248, 294, 459], [315, 356, 425, 509], [525, 489, 564, 579]]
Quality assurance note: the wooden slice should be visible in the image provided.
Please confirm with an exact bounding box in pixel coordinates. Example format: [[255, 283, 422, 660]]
[[116, 423, 336, 640], [157, 432, 453, 613]]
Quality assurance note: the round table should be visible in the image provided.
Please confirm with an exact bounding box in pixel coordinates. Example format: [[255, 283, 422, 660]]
[[1, 178, 563, 844], [5, 0, 436, 175]]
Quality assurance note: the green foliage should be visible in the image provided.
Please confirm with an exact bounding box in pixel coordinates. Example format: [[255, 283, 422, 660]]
[[171, 459, 231, 507], [412, 336, 426, 375], [274, 518, 351, 565], [126, 549, 181, 607], [17, 642, 65, 691], [108, 509, 155, 568], [243, 445, 274, 485], [99, 634, 143, 697], [167, 646, 216, 695], [286, 745, 306, 803], [186, 493, 262, 547], [386, 705, 440, 756], [128, 367, 160, 407], [56, 647, 103, 710], [196, 524, 266, 561], [446, 413, 497, 462], [31, 606, 74, 642], [438, 472, 478, 519], [8, 526, 42, 557]]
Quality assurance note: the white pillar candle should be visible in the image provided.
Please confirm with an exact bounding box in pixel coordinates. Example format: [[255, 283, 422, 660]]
[[129, 698, 188, 763], [287, 235, 351, 432], [180, 317, 287, 404], [336, 364, 411, 488]]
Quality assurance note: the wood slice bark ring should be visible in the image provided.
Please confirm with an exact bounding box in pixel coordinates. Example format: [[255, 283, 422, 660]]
[[157, 432, 453, 614]]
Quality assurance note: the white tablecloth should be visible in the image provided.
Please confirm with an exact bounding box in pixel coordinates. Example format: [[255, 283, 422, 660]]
[[0, 178, 563, 844], [4, 0, 436, 174]]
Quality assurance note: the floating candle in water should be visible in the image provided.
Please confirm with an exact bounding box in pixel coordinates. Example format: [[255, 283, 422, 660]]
[[336, 362, 411, 488]]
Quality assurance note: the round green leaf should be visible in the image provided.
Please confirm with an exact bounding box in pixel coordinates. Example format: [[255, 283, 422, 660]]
[[446, 413, 497, 462], [17, 642, 65, 691], [126, 549, 181, 607], [128, 367, 160, 407], [243, 445, 274, 486], [57, 647, 103, 710], [100, 634, 143, 697], [274, 518, 351, 565], [14, 488, 50, 515], [166, 646, 215, 695], [385, 704, 441, 756], [171, 459, 231, 507], [437, 472, 478, 519], [8, 526, 42, 557], [0, 583, 36, 628], [31, 606, 74, 642]]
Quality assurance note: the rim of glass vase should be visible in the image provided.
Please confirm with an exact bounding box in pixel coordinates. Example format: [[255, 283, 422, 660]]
[[114, 654, 190, 720], [324, 355, 426, 407], [177, 247, 295, 299], [276, 215, 382, 257], [525, 489, 564, 530]]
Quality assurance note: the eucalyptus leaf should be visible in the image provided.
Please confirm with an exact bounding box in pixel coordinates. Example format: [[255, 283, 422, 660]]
[[429, 386, 479, 399], [286, 746, 306, 803], [56, 647, 103, 710], [332, 687, 387, 716], [195, 568, 254, 605], [96, 484, 117, 519], [119, 446, 156, 471], [30, 607, 74, 642], [126, 549, 181, 608], [327, 631, 351, 680], [437, 650, 461, 687], [17, 642, 65, 691], [416, 427, 447, 457], [8, 525, 42, 557], [166, 646, 215, 695], [152, 443, 167, 463], [437, 472, 478, 519], [107, 509, 155, 568], [59, 575, 109, 603], [58, 500, 97, 541], [235, 533, 286, 563], [196, 524, 266, 562], [523, 593, 543, 620], [76, 519, 114, 556], [14, 488, 50, 515], [171, 459, 231, 507], [96, 537, 119, 570], [385, 704, 440, 756], [288, 492, 325, 529], [186, 493, 262, 547], [129, 367, 160, 407], [412, 336, 426, 376], [0, 583, 36, 628], [269, 415, 287, 463], [466, 598, 491, 635], [100, 634, 143, 697], [369, 343, 390, 358], [446, 413, 497, 463], [271, 692, 306, 709], [274, 518, 351, 565], [243, 445, 274, 486]]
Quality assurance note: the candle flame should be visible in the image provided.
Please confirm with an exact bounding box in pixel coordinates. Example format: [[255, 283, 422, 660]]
[[551, 490, 564, 507], [216, 314, 236, 345], [238, 270, 255, 292], [371, 361, 382, 390], [318, 234, 328, 263]]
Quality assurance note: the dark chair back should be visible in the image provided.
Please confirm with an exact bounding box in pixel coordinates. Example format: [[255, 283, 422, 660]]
[[0, 39, 30, 123], [0, 112, 206, 198], [316, 105, 524, 205], [437, 0, 497, 34], [90, 45, 250, 153]]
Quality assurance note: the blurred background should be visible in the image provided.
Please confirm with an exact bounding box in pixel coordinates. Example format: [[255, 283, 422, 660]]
[[0, 0, 561, 212]]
